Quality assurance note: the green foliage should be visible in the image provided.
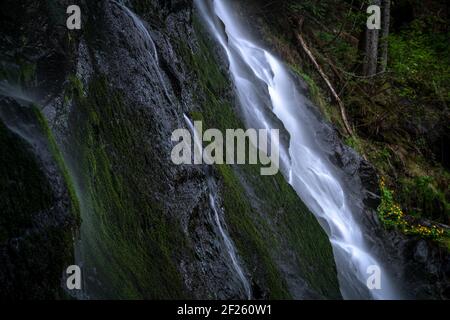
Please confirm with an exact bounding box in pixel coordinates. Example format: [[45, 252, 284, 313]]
[[378, 178, 446, 240], [398, 176, 450, 223], [344, 135, 366, 154], [317, 30, 358, 63], [288, 0, 328, 19], [389, 18, 450, 104], [291, 65, 340, 125]]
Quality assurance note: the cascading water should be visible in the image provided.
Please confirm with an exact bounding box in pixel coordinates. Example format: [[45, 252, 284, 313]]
[[184, 114, 252, 299], [196, 0, 400, 299], [72, 3, 180, 299], [117, 1, 174, 104], [209, 193, 252, 299], [0, 81, 36, 105]]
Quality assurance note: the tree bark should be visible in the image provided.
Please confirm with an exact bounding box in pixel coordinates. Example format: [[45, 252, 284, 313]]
[[361, 0, 381, 76], [379, 0, 391, 72]]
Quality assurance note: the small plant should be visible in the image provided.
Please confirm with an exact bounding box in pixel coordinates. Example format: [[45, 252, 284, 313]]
[[288, 1, 328, 19], [378, 177, 445, 240], [398, 175, 450, 223], [404, 224, 445, 239]]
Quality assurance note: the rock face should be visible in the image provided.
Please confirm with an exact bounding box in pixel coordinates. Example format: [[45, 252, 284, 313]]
[[293, 61, 450, 299], [0, 98, 78, 300], [0, 0, 80, 300], [376, 223, 450, 300], [0, 0, 341, 299], [237, 0, 450, 299], [0, 0, 448, 301], [325, 124, 450, 299], [347, 145, 450, 299]]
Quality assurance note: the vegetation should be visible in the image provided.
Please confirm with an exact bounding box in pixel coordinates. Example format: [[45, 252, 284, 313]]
[[67, 75, 187, 299], [173, 17, 342, 299], [0, 47, 78, 298], [33, 105, 80, 220], [251, 0, 449, 244], [0, 102, 78, 299], [378, 177, 445, 240], [1, 0, 447, 300]]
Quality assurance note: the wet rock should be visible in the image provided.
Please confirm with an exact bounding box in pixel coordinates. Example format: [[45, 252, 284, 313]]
[[0, 97, 78, 299], [0, 0, 341, 300], [414, 240, 429, 264]]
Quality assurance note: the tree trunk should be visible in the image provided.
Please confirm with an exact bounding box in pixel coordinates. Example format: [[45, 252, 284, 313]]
[[361, 0, 381, 76], [379, 0, 391, 72]]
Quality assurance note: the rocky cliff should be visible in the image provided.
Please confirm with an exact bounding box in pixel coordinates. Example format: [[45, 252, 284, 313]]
[[0, 0, 341, 299]]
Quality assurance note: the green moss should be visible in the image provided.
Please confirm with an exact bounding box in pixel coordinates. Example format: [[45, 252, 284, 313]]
[[68, 74, 85, 98], [217, 163, 290, 298], [0, 120, 53, 242], [389, 21, 450, 104], [0, 108, 76, 299], [0, 60, 36, 87], [19, 62, 36, 86], [68, 76, 187, 299], [33, 105, 81, 221], [173, 17, 341, 299], [397, 176, 450, 223]]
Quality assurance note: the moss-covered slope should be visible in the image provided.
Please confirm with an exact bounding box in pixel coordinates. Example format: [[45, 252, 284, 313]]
[[0, 98, 79, 299], [174, 18, 341, 299]]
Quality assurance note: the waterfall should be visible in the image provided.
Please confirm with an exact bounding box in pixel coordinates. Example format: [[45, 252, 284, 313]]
[[0, 81, 36, 104], [196, 0, 400, 299], [70, 3, 181, 299], [184, 114, 252, 299], [209, 193, 252, 299], [0, 83, 48, 156], [116, 1, 174, 105]]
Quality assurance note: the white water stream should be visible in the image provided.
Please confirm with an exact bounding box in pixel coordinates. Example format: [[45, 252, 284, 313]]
[[184, 114, 252, 299], [196, 0, 400, 299]]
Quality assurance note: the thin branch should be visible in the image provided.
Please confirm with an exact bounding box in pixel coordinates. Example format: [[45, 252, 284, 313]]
[[295, 33, 354, 137]]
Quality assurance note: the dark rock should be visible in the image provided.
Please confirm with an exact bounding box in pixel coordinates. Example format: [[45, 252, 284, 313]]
[[414, 240, 429, 263], [0, 97, 78, 300]]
